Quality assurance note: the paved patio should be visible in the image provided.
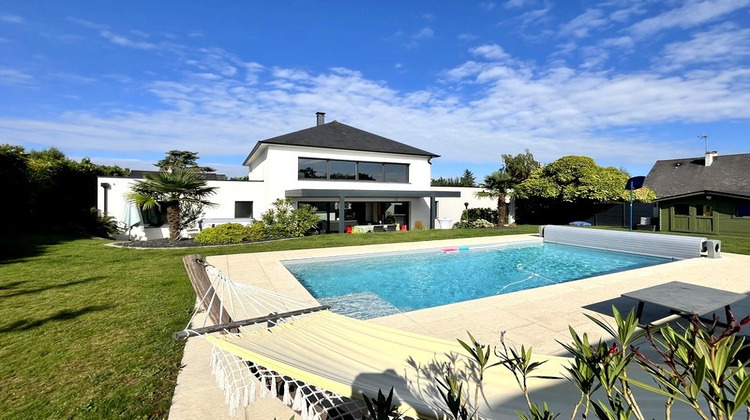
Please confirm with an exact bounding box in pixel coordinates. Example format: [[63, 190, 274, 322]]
[[168, 234, 750, 419]]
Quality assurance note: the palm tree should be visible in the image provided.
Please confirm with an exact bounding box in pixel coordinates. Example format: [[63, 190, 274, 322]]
[[128, 169, 217, 241], [476, 171, 517, 226]]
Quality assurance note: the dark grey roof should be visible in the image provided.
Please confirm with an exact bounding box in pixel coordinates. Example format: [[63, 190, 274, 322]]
[[644, 153, 750, 199], [243, 120, 438, 165]]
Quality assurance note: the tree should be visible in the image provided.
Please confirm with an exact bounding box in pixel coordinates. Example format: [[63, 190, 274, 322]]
[[460, 169, 476, 187], [501, 149, 541, 182], [476, 171, 517, 226], [0, 145, 31, 228], [155, 150, 215, 173], [517, 156, 630, 203], [128, 169, 217, 241], [514, 155, 651, 224], [432, 169, 477, 187]]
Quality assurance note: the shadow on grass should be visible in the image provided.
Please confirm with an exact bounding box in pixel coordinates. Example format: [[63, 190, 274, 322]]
[[0, 276, 106, 298], [0, 304, 113, 333], [0, 234, 84, 265]]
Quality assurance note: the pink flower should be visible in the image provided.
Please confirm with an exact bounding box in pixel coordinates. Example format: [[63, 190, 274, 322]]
[[609, 344, 619, 354], [740, 316, 750, 326]]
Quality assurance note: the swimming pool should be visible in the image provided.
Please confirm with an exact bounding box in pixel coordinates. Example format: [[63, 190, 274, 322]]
[[282, 241, 672, 319]]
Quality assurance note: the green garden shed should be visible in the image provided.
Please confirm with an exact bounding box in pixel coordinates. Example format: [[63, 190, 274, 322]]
[[645, 152, 750, 237]]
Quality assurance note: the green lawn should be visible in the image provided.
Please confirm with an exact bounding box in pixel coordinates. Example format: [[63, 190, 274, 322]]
[[1, 225, 747, 419], [0, 227, 536, 419]]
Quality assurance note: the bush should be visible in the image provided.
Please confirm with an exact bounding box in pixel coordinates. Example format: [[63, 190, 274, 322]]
[[452, 221, 474, 229], [194, 223, 251, 244], [472, 219, 494, 228], [86, 208, 121, 239], [246, 221, 268, 241], [259, 198, 319, 238], [465, 208, 498, 224]]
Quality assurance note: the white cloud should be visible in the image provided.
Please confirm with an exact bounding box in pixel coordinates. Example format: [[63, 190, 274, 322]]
[[600, 36, 634, 49], [100, 30, 157, 50], [0, 67, 33, 85], [5, 50, 747, 176], [413, 27, 435, 40], [470, 44, 510, 61], [517, 7, 550, 26], [630, 0, 750, 38], [457, 33, 478, 42], [481, 2, 498, 11], [502, 0, 524, 9], [1, 14, 24, 23], [659, 23, 750, 69], [66, 17, 109, 30], [560, 8, 609, 38]]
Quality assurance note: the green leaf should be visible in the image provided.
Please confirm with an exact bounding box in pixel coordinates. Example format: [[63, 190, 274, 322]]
[[731, 377, 750, 414]]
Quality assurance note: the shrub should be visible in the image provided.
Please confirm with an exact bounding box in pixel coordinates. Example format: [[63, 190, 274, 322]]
[[259, 198, 319, 238], [452, 221, 474, 229], [472, 219, 494, 228], [465, 208, 498, 224], [86, 207, 121, 239], [194, 223, 251, 244], [246, 221, 268, 241]]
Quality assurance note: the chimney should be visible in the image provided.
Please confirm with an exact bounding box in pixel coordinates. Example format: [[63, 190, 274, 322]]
[[316, 112, 325, 126], [705, 150, 718, 167]]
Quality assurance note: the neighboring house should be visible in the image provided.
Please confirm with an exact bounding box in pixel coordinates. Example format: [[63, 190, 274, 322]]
[[98, 113, 501, 239], [645, 151, 750, 236]]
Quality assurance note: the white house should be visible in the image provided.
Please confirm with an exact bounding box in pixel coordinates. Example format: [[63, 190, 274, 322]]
[[97, 113, 510, 240]]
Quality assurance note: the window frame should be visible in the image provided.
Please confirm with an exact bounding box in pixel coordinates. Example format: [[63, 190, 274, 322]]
[[234, 201, 253, 218], [297, 157, 409, 183]]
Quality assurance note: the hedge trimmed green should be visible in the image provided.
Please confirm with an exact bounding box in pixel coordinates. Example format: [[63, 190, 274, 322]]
[[194, 223, 252, 244]]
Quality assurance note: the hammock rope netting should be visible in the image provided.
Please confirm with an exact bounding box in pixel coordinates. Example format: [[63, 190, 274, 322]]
[[179, 260, 575, 420]]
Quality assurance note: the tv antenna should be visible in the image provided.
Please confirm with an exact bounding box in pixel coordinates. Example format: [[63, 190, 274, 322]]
[[699, 134, 709, 154]]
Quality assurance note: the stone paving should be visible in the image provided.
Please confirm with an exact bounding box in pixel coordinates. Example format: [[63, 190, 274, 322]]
[[168, 234, 750, 419]]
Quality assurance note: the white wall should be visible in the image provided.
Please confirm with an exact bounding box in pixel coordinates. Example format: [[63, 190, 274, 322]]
[[431, 186, 515, 227], [248, 144, 433, 198], [97, 176, 265, 240], [246, 144, 436, 228], [98, 145, 513, 238]]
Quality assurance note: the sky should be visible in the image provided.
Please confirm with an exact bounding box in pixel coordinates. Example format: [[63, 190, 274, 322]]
[[2, 1, 749, 181]]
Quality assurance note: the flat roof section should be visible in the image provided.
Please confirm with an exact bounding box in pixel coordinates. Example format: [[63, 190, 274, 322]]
[[285, 189, 461, 198]]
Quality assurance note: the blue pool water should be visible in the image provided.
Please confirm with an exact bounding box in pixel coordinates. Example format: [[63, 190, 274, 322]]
[[282, 242, 672, 319]]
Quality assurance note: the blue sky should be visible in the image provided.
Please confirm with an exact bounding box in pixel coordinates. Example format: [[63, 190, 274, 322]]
[[2, 1, 749, 180]]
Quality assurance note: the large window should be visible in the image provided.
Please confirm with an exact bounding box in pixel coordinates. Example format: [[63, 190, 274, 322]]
[[298, 158, 409, 183], [298, 158, 327, 179], [329, 160, 356, 180], [358, 162, 383, 182], [384, 163, 408, 183]]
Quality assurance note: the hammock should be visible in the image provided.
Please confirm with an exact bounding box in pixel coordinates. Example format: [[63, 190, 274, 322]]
[[176, 254, 577, 419]]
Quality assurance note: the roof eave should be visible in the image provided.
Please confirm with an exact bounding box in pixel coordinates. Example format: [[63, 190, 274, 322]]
[[654, 190, 750, 202]]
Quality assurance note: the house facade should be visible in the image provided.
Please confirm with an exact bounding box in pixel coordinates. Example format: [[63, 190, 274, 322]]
[[644, 151, 750, 236], [97, 113, 502, 239]]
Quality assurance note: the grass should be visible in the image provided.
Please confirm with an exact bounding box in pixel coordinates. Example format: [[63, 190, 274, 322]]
[[1, 225, 747, 419], [0, 226, 536, 419]]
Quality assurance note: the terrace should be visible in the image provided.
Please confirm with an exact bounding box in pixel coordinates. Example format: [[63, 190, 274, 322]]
[[169, 233, 750, 419]]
